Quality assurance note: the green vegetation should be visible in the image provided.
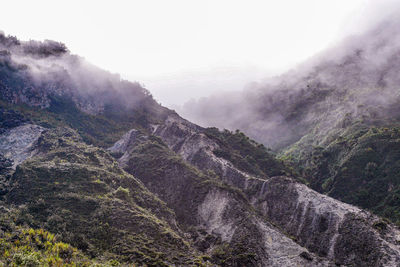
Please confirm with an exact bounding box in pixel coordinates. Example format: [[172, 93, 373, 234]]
[[0, 227, 110, 266], [2, 127, 203, 265], [0, 96, 166, 148], [282, 125, 400, 225], [209, 221, 264, 267], [204, 128, 291, 178], [211, 243, 258, 266]]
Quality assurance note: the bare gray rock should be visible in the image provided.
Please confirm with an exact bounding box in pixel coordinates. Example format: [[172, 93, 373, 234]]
[[0, 124, 43, 168]]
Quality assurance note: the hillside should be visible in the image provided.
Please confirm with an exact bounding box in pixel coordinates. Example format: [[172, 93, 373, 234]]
[[0, 32, 400, 266]]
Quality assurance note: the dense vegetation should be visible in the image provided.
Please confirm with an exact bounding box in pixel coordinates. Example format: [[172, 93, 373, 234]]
[[0, 226, 108, 266], [0, 97, 164, 149], [204, 127, 292, 178], [1, 127, 204, 266], [282, 124, 400, 225]]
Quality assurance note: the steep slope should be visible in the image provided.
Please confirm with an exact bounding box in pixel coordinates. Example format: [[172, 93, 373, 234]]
[[0, 32, 400, 266]]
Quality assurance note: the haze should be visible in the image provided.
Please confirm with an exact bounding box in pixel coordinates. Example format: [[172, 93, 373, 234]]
[[0, 0, 388, 107]]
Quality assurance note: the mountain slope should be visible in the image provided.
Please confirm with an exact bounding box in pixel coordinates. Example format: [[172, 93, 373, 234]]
[[0, 32, 400, 266], [111, 116, 400, 266], [1, 125, 202, 265]]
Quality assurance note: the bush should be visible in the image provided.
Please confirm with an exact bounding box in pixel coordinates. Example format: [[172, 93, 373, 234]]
[[115, 186, 130, 200], [0, 227, 100, 266]]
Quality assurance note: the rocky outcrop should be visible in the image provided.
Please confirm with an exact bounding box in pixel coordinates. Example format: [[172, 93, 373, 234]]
[[151, 113, 256, 189], [0, 124, 43, 168], [250, 176, 400, 266], [0, 123, 43, 196], [197, 188, 330, 266]]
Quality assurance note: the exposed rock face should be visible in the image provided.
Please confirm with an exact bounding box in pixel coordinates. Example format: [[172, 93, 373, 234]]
[[110, 120, 400, 266], [108, 128, 148, 168], [198, 189, 237, 242], [151, 113, 256, 189], [250, 176, 400, 266], [0, 123, 44, 197], [0, 124, 43, 168], [197, 188, 330, 267]]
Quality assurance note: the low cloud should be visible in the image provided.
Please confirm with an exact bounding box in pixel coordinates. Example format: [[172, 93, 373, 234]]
[[0, 32, 152, 114], [179, 2, 400, 150]]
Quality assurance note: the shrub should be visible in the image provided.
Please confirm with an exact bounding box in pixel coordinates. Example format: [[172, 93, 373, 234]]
[[115, 186, 130, 200]]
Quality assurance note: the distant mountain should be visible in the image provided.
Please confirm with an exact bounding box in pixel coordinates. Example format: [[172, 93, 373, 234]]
[[0, 32, 399, 266]]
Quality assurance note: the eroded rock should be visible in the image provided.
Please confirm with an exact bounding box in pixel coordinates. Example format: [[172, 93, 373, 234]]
[[0, 124, 43, 168]]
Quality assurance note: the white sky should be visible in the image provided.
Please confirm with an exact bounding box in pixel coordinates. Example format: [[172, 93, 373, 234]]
[[0, 0, 379, 106]]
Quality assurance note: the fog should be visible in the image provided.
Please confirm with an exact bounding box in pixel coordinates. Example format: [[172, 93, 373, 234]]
[[0, 0, 368, 107], [179, 0, 400, 149], [2, 0, 400, 151], [0, 35, 153, 114]]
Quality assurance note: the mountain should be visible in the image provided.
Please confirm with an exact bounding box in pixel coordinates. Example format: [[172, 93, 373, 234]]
[[181, 16, 400, 227], [0, 32, 400, 266]]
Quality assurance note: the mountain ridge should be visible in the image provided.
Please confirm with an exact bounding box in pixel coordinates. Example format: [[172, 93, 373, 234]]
[[0, 32, 399, 266]]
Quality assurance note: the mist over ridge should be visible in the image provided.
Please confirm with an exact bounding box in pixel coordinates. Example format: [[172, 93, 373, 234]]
[[178, 7, 400, 150], [1, 2, 400, 265], [0, 32, 156, 115]]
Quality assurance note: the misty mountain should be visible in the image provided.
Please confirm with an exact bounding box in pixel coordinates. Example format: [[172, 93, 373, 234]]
[[181, 14, 400, 225], [0, 32, 400, 266], [181, 15, 400, 148]]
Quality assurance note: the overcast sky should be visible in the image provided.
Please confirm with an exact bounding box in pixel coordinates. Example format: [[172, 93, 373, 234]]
[[0, 0, 389, 107]]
